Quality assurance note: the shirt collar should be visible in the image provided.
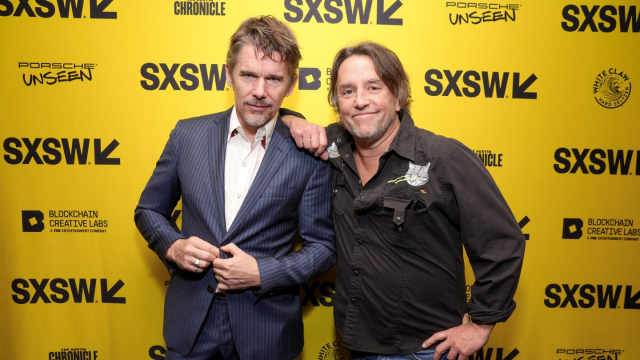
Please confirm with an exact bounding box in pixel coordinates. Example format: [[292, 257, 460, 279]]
[[386, 110, 416, 162], [334, 111, 416, 162], [228, 105, 278, 149]]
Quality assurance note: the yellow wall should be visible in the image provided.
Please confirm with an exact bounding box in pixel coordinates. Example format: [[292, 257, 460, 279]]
[[1, 1, 639, 359]]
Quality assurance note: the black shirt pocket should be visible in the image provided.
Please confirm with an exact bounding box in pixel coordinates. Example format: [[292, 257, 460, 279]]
[[371, 196, 429, 252]]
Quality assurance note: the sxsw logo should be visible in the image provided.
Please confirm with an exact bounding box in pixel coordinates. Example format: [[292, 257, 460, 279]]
[[299, 67, 322, 90], [22, 211, 45, 232], [11, 278, 126, 304], [149, 345, 167, 360], [301, 281, 335, 307], [3, 138, 120, 165], [562, 5, 640, 33], [554, 148, 639, 175], [519, 216, 530, 240], [469, 348, 520, 360], [284, 0, 403, 25], [424, 70, 537, 99], [0, 0, 117, 19], [544, 284, 640, 309], [140, 63, 226, 91], [562, 218, 583, 239]]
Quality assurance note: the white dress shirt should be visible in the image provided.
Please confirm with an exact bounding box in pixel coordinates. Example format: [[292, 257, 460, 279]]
[[224, 106, 277, 230]]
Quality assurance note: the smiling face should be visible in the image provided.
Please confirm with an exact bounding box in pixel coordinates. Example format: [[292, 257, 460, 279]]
[[226, 44, 297, 132], [336, 55, 400, 143]]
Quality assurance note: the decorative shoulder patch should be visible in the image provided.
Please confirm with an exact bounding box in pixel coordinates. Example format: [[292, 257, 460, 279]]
[[405, 162, 431, 186], [327, 142, 340, 159]]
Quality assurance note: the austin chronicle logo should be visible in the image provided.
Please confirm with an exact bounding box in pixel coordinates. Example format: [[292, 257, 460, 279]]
[[593, 68, 631, 108]]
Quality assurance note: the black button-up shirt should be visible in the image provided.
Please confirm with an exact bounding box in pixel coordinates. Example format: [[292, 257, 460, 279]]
[[327, 112, 525, 354]]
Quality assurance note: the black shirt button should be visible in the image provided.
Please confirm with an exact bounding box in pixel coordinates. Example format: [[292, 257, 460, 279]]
[[350, 298, 356, 304], [353, 270, 359, 276], [207, 286, 215, 293], [357, 240, 362, 245], [398, 226, 403, 232]]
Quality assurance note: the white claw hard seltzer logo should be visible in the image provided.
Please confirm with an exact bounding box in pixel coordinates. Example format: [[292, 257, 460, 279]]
[[593, 68, 631, 109]]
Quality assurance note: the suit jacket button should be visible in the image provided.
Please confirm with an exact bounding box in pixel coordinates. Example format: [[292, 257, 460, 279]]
[[207, 286, 215, 293]]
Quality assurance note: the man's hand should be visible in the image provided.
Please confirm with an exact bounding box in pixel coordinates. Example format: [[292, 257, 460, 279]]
[[281, 114, 329, 160], [422, 313, 494, 360], [166, 236, 219, 273], [212, 243, 261, 291]]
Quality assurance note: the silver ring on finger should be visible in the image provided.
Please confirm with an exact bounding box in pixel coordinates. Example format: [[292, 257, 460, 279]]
[[194, 266, 199, 272], [194, 258, 200, 267]]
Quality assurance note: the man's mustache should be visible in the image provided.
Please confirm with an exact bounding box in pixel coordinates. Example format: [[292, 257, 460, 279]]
[[244, 100, 273, 107]]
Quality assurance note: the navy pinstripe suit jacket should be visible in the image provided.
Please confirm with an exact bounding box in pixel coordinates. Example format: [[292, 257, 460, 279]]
[[135, 107, 336, 359]]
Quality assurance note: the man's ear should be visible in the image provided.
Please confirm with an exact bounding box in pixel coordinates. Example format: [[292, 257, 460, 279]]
[[225, 64, 233, 89], [286, 75, 298, 97]]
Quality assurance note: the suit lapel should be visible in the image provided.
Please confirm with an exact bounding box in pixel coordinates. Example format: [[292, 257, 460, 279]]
[[222, 118, 292, 243], [208, 107, 233, 241]]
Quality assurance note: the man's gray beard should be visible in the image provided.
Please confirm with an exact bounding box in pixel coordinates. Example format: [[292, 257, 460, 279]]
[[343, 114, 395, 142]]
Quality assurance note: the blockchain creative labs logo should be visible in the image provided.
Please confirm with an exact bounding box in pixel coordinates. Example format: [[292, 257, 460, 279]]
[[556, 348, 625, 360], [446, 2, 521, 26], [317, 341, 349, 360], [21, 210, 110, 234], [174, 0, 226, 16], [474, 149, 503, 167], [284, 0, 403, 26], [593, 68, 631, 109], [48, 348, 99, 360], [22, 210, 45, 232], [19, 62, 95, 87], [299, 67, 322, 90], [562, 217, 638, 241], [0, 0, 117, 19]]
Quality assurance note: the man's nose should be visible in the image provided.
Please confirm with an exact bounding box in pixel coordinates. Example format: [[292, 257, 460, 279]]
[[253, 78, 266, 99], [354, 89, 368, 108]]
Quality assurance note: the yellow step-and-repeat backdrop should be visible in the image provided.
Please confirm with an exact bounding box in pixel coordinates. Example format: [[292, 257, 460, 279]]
[[1, 1, 639, 359]]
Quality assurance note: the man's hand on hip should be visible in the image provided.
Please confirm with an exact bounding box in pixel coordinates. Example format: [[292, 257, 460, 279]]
[[212, 243, 261, 291], [422, 313, 494, 360], [165, 236, 219, 273], [282, 114, 329, 160]]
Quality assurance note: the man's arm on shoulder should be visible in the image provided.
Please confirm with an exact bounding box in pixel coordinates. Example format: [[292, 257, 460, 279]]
[[280, 108, 329, 160]]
